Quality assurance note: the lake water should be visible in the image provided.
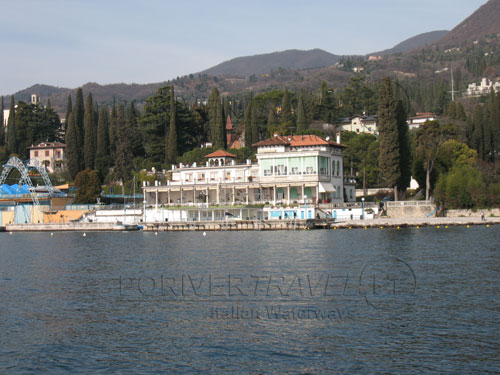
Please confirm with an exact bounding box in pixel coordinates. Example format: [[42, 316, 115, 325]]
[[1, 227, 499, 374]]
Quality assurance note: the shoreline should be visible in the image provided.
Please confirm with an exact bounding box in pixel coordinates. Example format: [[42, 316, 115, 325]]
[[2, 216, 498, 232]]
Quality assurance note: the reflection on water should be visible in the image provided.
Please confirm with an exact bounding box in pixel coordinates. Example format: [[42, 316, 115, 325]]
[[1, 227, 499, 373]]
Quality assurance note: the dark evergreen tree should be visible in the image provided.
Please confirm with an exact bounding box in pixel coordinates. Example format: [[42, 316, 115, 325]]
[[377, 78, 401, 199], [267, 108, 278, 130], [65, 112, 80, 180], [109, 102, 117, 157], [244, 101, 253, 147], [485, 89, 499, 162], [83, 93, 96, 169], [281, 89, 292, 131], [6, 96, 16, 155], [251, 103, 259, 145], [95, 106, 111, 181], [208, 88, 220, 144], [471, 105, 485, 160], [214, 97, 225, 149], [396, 100, 411, 196], [0, 96, 4, 147], [296, 91, 306, 132], [166, 88, 178, 164], [127, 101, 143, 158], [114, 104, 132, 182], [65, 95, 72, 132], [73, 88, 85, 169]]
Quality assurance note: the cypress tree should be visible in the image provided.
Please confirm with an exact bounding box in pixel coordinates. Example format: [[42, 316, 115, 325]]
[[208, 88, 220, 144], [65, 112, 80, 180], [267, 108, 278, 129], [296, 91, 306, 132], [127, 101, 143, 158], [96, 106, 110, 157], [0, 96, 4, 146], [166, 88, 178, 164], [281, 89, 292, 130], [244, 101, 253, 147], [251, 103, 258, 145], [6, 95, 16, 155], [472, 105, 485, 160], [83, 93, 96, 169], [109, 102, 117, 157], [73, 88, 85, 169], [214, 96, 225, 149], [456, 103, 467, 122], [486, 88, 499, 162], [377, 78, 401, 199], [114, 104, 132, 182], [396, 100, 411, 197], [65, 95, 72, 133]]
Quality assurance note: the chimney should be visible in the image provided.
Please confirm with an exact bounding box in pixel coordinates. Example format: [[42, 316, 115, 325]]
[[336, 132, 341, 144]]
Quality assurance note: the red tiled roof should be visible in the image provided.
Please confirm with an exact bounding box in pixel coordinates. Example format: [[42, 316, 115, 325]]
[[253, 134, 345, 148], [205, 150, 237, 158]]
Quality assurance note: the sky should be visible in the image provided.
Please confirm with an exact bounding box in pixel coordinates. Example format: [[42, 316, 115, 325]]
[[0, 0, 488, 95]]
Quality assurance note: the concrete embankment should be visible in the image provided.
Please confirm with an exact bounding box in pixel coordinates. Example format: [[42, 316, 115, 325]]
[[5, 222, 139, 232], [143, 216, 499, 231]]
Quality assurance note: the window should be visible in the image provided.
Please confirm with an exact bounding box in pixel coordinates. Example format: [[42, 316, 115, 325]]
[[289, 157, 301, 175], [336, 161, 340, 176], [303, 157, 316, 175], [34, 151, 38, 157], [319, 157, 329, 175], [45, 150, 49, 156], [261, 159, 273, 176], [56, 151, 61, 158]]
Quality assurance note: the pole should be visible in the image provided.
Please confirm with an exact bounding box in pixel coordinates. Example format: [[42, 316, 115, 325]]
[[362, 197, 365, 220]]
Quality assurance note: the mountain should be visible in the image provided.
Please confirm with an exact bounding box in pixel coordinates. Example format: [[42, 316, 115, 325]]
[[436, 0, 500, 47], [200, 49, 341, 77], [370, 30, 449, 56]]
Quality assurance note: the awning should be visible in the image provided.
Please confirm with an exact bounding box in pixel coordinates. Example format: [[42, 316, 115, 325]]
[[318, 182, 336, 193]]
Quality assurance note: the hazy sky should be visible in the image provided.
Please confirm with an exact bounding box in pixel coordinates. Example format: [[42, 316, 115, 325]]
[[0, 0, 488, 95]]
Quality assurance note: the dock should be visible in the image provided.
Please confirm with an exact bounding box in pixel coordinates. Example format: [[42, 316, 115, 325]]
[[5, 222, 139, 232]]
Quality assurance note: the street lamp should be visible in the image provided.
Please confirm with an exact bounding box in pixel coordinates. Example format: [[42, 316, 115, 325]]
[[304, 195, 308, 219], [361, 197, 365, 220]]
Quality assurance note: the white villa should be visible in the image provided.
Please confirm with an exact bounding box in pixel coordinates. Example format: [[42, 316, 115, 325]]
[[465, 78, 500, 98], [337, 115, 378, 135], [143, 135, 347, 213]]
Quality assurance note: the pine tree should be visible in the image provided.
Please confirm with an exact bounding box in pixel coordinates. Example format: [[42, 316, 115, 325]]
[[83, 93, 96, 169], [166, 88, 178, 164], [244, 100, 253, 147], [296, 91, 306, 132], [6, 95, 16, 155], [377, 78, 401, 199], [73, 88, 85, 169], [0, 96, 4, 147], [65, 112, 80, 180]]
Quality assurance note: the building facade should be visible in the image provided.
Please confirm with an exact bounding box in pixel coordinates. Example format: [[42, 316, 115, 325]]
[[337, 115, 378, 135], [143, 135, 346, 208], [28, 142, 65, 173]]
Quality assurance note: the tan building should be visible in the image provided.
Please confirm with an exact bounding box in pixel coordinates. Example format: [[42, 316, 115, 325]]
[[338, 115, 378, 135], [28, 142, 65, 173]]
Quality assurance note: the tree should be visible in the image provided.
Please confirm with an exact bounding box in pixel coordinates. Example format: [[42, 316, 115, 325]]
[[0, 96, 4, 147], [127, 101, 143, 158], [114, 104, 132, 182], [214, 95, 225, 149], [109, 102, 117, 157], [296, 91, 306, 132], [244, 101, 253, 147], [73, 88, 85, 169], [415, 120, 456, 200], [396, 100, 411, 197], [65, 95, 72, 132], [280, 89, 293, 131], [83, 93, 96, 169], [95, 106, 111, 181], [377, 78, 401, 199], [74, 169, 102, 203], [6, 96, 16, 155], [251, 103, 259, 145], [65, 113, 80, 180], [208, 88, 220, 144], [166, 88, 178, 164]]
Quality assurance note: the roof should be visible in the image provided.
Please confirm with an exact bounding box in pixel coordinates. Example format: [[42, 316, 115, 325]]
[[29, 142, 65, 149], [205, 150, 237, 158], [253, 134, 345, 148]]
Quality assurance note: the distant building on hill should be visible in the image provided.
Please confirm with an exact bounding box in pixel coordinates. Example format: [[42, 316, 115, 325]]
[[408, 113, 438, 130], [28, 142, 65, 173], [337, 115, 378, 135], [465, 78, 500, 97]]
